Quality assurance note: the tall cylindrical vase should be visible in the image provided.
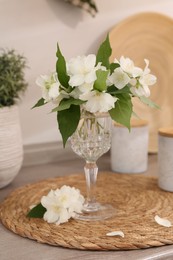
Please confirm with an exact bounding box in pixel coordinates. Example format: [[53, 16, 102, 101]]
[[0, 105, 23, 188], [111, 119, 148, 173], [158, 127, 173, 192]]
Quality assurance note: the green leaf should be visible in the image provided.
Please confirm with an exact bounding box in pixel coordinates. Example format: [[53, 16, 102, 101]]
[[110, 62, 120, 73], [57, 105, 80, 147], [109, 93, 133, 130], [52, 98, 85, 112], [56, 44, 70, 88], [27, 203, 46, 218], [139, 96, 160, 109], [93, 69, 109, 92], [107, 85, 131, 95], [32, 98, 46, 109], [96, 35, 112, 69]]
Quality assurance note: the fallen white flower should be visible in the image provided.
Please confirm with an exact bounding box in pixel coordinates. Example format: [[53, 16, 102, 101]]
[[154, 215, 172, 227], [41, 185, 85, 225], [106, 231, 125, 237]]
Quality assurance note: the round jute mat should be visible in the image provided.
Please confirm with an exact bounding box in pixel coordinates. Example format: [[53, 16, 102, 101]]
[[1, 172, 173, 251]]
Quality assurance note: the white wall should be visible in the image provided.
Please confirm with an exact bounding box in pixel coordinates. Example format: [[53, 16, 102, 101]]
[[1, 0, 173, 146]]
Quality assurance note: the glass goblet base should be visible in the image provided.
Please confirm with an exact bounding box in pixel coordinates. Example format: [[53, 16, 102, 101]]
[[74, 202, 116, 221]]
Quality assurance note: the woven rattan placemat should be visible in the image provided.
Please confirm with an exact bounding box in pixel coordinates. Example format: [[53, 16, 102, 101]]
[[1, 172, 173, 250]]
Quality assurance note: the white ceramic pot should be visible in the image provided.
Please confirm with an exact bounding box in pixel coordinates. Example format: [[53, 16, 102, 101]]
[[111, 119, 148, 173], [158, 127, 173, 192], [0, 105, 23, 188]]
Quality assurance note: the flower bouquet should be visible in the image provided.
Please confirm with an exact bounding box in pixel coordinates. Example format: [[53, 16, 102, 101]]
[[34, 35, 157, 146], [30, 35, 157, 222]]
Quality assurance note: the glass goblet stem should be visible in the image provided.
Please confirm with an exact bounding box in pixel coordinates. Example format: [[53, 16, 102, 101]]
[[84, 161, 98, 210]]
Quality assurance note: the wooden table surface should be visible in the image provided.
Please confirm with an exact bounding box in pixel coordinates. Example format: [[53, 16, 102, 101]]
[[1, 154, 173, 260]]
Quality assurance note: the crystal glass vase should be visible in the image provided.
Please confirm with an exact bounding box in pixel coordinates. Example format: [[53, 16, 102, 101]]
[[70, 111, 115, 221]]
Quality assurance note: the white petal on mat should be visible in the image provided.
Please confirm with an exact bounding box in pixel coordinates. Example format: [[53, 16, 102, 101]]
[[106, 231, 125, 237], [154, 215, 172, 227]]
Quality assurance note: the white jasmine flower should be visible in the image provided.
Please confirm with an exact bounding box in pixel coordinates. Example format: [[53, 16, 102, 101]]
[[154, 215, 172, 227], [43, 205, 70, 225], [41, 186, 84, 225], [78, 83, 94, 94], [130, 78, 137, 86], [139, 59, 157, 87], [76, 63, 107, 93], [130, 84, 151, 97], [67, 54, 97, 87], [51, 93, 64, 106], [109, 67, 131, 89], [36, 73, 60, 102], [130, 59, 157, 98], [54, 185, 85, 214], [143, 59, 150, 75], [41, 189, 65, 224], [139, 74, 157, 87], [70, 88, 81, 99], [80, 90, 117, 113], [118, 56, 143, 77], [36, 75, 50, 101], [106, 231, 125, 237], [48, 83, 60, 99], [70, 83, 93, 99]]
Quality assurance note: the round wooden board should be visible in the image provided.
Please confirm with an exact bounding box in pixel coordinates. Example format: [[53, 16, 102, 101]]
[[109, 12, 173, 153], [1, 173, 173, 250]]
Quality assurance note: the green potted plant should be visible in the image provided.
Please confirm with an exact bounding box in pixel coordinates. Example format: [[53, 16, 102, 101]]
[[0, 49, 27, 188]]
